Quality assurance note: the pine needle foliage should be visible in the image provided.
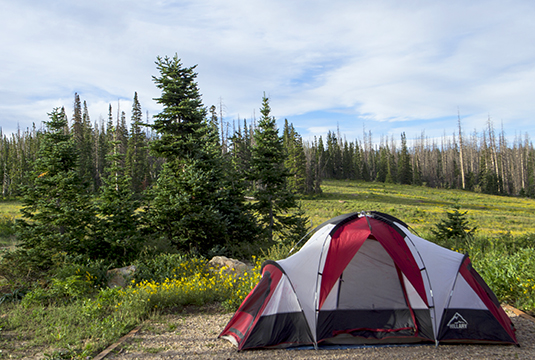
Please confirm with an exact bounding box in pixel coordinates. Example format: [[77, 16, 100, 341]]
[[145, 55, 259, 255], [13, 109, 101, 276], [431, 203, 477, 248], [249, 95, 309, 244]]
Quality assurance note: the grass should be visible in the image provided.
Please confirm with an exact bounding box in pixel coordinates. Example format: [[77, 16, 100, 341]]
[[0, 255, 262, 358], [2, 180, 535, 357], [301, 180, 535, 237], [0, 200, 20, 249]]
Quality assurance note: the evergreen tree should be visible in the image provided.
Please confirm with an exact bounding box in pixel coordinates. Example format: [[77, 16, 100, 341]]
[[146, 55, 258, 254], [376, 146, 388, 182], [431, 204, 477, 248], [250, 94, 308, 243], [398, 132, 413, 184], [98, 128, 142, 263], [317, 136, 326, 179], [116, 110, 129, 172], [71, 95, 96, 191], [228, 118, 253, 192], [385, 145, 395, 183], [126, 92, 149, 194], [342, 140, 355, 179], [361, 159, 371, 181], [283, 120, 307, 194], [353, 141, 362, 181], [15, 108, 100, 273], [95, 119, 108, 189]]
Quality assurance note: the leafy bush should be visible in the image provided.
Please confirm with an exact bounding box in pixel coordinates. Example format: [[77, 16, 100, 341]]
[[19, 258, 109, 307], [132, 253, 189, 284], [471, 247, 535, 311]]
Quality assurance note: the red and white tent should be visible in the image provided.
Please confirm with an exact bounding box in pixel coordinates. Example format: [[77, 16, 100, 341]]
[[220, 211, 517, 350]]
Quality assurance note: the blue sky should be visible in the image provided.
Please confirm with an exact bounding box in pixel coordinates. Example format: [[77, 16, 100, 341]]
[[1, 0, 535, 145]]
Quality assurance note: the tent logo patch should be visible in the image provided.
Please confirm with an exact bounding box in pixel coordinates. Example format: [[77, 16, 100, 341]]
[[447, 312, 468, 329]]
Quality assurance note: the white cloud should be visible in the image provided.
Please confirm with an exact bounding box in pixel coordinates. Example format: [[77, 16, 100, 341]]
[[1, 0, 535, 142]]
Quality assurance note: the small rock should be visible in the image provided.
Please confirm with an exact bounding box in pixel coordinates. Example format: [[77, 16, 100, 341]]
[[107, 265, 137, 288], [208, 256, 251, 275]]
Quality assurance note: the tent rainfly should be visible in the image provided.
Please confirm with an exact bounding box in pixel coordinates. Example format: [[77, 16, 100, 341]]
[[219, 211, 518, 350]]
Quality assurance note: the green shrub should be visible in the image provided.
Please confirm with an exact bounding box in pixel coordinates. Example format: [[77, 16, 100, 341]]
[[132, 253, 189, 284], [472, 247, 535, 311], [431, 204, 476, 250]]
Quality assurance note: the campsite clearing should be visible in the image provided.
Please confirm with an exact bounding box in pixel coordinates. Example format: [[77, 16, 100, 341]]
[[103, 304, 534, 359], [5, 303, 534, 359]]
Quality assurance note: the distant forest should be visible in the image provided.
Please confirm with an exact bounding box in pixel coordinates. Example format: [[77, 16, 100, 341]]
[[2, 94, 535, 199]]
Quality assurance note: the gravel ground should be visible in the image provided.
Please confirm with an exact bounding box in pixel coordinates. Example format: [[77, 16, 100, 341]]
[[105, 304, 535, 360]]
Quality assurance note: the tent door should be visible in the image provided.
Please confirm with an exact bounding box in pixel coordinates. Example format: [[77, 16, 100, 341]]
[[317, 239, 418, 343]]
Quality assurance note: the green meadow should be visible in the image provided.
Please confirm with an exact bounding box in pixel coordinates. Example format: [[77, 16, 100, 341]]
[[0, 200, 20, 249], [1, 180, 535, 358], [3, 179, 534, 245], [302, 179, 535, 237]]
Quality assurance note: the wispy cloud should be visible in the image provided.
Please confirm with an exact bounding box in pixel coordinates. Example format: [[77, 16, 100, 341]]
[[1, 0, 534, 143]]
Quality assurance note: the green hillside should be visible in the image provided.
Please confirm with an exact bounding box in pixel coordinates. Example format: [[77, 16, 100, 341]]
[[302, 179, 535, 237]]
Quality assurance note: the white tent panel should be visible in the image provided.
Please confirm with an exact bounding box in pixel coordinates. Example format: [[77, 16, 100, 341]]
[[262, 274, 303, 316], [338, 240, 408, 310], [321, 278, 339, 311], [398, 225, 464, 336], [278, 223, 336, 342], [402, 273, 428, 310], [448, 273, 488, 310]]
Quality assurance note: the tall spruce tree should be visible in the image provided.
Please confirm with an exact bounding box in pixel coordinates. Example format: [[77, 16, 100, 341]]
[[376, 146, 388, 182], [98, 128, 142, 263], [146, 55, 258, 254], [126, 92, 148, 194], [398, 132, 413, 185], [71, 95, 96, 191], [15, 108, 100, 272], [283, 120, 307, 194], [250, 94, 308, 243]]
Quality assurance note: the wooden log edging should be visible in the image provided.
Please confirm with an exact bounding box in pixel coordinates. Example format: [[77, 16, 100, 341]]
[[93, 324, 143, 360], [503, 304, 535, 323]]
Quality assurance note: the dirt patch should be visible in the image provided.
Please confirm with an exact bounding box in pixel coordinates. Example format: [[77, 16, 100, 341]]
[[2, 304, 534, 359], [104, 305, 535, 360]]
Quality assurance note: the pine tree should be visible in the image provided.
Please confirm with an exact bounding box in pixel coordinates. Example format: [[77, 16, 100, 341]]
[[95, 119, 108, 189], [283, 120, 307, 194], [116, 110, 129, 173], [342, 140, 355, 179], [398, 132, 413, 184], [376, 146, 388, 182], [353, 141, 362, 181], [126, 92, 148, 194], [431, 204, 477, 249], [97, 127, 142, 263], [250, 94, 308, 243], [146, 55, 258, 254], [228, 118, 253, 191], [313, 136, 323, 194], [15, 108, 100, 273], [71, 95, 96, 191], [317, 136, 326, 179]]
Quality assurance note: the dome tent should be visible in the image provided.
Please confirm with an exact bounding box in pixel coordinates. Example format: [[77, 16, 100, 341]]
[[219, 211, 517, 350]]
